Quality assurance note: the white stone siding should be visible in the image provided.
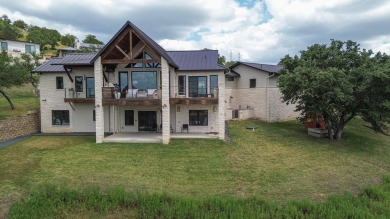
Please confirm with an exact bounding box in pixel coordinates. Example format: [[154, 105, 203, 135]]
[[0, 40, 40, 57], [161, 57, 170, 144], [72, 104, 96, 132], [268, 88, 299, 121]]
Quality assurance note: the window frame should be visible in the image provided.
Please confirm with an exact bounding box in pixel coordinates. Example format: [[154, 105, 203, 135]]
[[124, 110, 135, 126], [227, 77, 234, 81], [189, 110, 208, 126], [75, 76, 83, 92], [210, 75, 218, 97], [93, 110, 96, 122], [52, 110, 70, 126], [1, 42, 8, 51], [250, 78, 256, 88], [56, 77, 64, 89], [25, 44, 36, 54], [188, 76, 207, 97], [178, 75, 186, 96]]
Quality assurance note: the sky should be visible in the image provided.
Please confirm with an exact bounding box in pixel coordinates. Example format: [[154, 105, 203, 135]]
[[1, 0, 390, 64]]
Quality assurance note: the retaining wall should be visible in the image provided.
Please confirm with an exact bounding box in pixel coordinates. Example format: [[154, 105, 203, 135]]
[[0, 110, 40, 142]]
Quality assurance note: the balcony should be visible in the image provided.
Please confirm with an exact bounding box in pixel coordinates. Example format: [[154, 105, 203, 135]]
[[64, 88, 95, 103], [102, 87, 161, 106], [169, 86, 219, 105]]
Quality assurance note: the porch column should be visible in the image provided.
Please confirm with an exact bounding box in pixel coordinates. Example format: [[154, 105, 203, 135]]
[[218, 72, 225, 140], [161, 57, 170, 144], [94, 56, 104, 143]]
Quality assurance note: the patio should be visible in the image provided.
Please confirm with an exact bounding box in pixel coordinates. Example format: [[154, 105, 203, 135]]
[[103, 132, 219, 143]]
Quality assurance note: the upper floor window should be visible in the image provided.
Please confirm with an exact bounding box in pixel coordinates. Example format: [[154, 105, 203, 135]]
[[189, 76, 207, 97], [145, 52, 160, 68], [250, 79, 256, 88], [52, 110, 69, 125], [210, 75, 218, 97], [227, 77, 234, 81], [75, 76, 83, 92], [178, 75, 186, 96], [1, 42, 8, 52], [56, 77, 64, 89], [25, 45, 36, 54]]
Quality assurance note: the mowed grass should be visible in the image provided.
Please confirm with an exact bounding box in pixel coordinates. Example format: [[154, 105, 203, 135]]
[[0, 84, 39, 120], [0, 118, 389, 217]]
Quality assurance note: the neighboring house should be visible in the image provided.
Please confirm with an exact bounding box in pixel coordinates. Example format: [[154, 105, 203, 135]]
[[32, 21, 227, 144], [225, 62, 298, 122], [0, 38, 40, 57], [58, 39, 105, 57]]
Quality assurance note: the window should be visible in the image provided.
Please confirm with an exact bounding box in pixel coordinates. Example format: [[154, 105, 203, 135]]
[[52, 110, 69, 125], [119, 72, 128, 92], [1, 42, 8, 51], [132, 71, 157, 89], [56, 77, 64, 89], [189, 76, 207, 97], [86, 77, 95, 98], [210, 75, 218, 97], [93, 110, 96, 121], [189, 110, 208, 126], [250, 79, 256, 88], [125, 110, 134, 126], [25, 45, 36, 54], [75, 76, 83, 92], [227, 77, 234, 81], [145, 52, 160, 68], [178, 75, 186, 95]]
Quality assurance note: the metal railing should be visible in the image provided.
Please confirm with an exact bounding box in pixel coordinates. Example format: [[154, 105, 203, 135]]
[[170, 86, 219, 98], [64, 88, 94, 99], [102, 87, 162, 99]]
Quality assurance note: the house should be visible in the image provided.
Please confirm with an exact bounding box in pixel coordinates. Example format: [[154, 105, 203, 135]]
[[57, 39, 105, 57], [0, 38, 40, 57], [225, 62, 298, 121], [32, 21, 227, 144]]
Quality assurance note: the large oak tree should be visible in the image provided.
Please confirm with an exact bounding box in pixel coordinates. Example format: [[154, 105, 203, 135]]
[[278, 40, 390, 140]]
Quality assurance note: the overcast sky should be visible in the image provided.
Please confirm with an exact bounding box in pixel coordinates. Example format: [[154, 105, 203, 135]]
[[1, 0, 390, 64]]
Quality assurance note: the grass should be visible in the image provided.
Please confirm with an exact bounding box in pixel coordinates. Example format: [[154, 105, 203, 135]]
[[0, 84, 39, 120], [0, 118, 389, 217]]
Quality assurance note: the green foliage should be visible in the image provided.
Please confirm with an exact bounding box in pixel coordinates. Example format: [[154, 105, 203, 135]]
[[27, 26, 61, 50], [278, 40, 390, 139], [8, 177, 390, 218], [218, 54, 226, 65], [12, 19, 27, 29], [0, 15, 22, 40], [82, 34, 103, 44], [60, 33, 76, 47]]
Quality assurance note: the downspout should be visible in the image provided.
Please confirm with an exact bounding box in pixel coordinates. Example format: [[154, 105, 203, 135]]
[[266, 73, 275, 122]]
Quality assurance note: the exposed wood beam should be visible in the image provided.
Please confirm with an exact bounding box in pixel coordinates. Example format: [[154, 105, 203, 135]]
[[102, 29, 131, 60], [67, 102, 75, 111], [64, 66, 73, 83], [115, 45, 131, 59], [102, 59, 160, 64], [129, 30, 133, 58], [132, 44, 146, 59], [103, 71, 108, 83], [131, 29, 161, 61]]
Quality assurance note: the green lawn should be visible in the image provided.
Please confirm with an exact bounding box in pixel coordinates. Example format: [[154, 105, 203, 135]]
[[0, 84, 39, 120], [0, 119, 389, 217]]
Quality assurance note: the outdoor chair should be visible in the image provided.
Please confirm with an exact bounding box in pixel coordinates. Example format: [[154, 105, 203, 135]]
[[181, 124, 189, 133]]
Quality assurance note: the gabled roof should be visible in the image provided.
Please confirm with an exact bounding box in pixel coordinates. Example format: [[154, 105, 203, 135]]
[[51, 53, 97, 65], [225, 70, 240, 77], [31, 58, 66, 73], [0, 38, 40, 45], [91, 21, 178, 68], [167, 50, 227, 71], [230, 61, 282, 73]]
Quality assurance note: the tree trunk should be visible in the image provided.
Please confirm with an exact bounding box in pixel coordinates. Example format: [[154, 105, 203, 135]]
[[327, 127, 334, 140], [334, 126, 344, 140], [0, 89, 15, 110]]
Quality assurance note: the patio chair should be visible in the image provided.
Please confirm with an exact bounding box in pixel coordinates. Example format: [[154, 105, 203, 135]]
[[181, 124, 189, 133], [136, 89, 147, 98]]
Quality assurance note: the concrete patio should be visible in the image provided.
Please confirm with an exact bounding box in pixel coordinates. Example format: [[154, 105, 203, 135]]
[[103, 132, 219, 143]]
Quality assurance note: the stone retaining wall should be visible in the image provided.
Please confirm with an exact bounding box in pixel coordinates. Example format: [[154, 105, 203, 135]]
[[0, 110, 40, 142]]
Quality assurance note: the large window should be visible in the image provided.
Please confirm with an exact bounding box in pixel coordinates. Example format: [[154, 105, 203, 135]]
[[56, 77, 64, 89], [178, 75, 186, 96], [1, 42, 7, 52], [25, 45, 36, 54], [119, 72, 128, 92], [75, 76, 83, 92], [189, 76, 207, 97], [86, 77, 95, 98], [125, 110, 134, 126], [210, 75, 218, 97], [132, 71, 157, 89], [52, 110, 69, 125], [145, 52, 161, 68], [250, 79, 256, 88], [189, 110, 208, 126]]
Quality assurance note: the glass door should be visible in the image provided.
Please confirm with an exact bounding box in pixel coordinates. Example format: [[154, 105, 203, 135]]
[[86, 77, 95, 98], [138, 111, 157, 131]]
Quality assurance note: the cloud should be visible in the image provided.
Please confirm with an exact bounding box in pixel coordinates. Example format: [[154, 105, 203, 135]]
[[1, 0, 390, 64]]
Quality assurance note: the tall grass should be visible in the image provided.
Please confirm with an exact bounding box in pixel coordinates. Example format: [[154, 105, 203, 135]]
[[8, 176, 390, 218]]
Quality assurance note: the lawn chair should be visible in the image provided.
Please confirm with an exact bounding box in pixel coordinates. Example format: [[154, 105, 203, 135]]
[[181, 124, 189, 133]]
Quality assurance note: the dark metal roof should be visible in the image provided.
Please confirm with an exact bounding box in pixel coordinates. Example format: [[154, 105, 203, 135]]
[[31, 58, 66, 73], [230, 61, 283, 73], [91, 21, 178, 68], [51, 53, 96, 65], [167, 50, 227, 71]]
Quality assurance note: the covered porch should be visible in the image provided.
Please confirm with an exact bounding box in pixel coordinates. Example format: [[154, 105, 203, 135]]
[[103, 132, 219, 143]]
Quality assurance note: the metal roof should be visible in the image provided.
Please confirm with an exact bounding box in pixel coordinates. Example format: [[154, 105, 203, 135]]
[[51, 53, 97, 65], [167, 50, 227, 71], [225, 70, 241, 77], [230, 62, 283, 73], [91, 21, 178, 68], [31, 58, 66, 73]]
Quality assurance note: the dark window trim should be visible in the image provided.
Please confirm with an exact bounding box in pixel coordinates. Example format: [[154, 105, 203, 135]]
[[75, 76, 83, 92], [131, 71, 157, 89], [227, 77, 234, 81], [52, 110, 70, 126], [188, 76, 207, 97], [250, 78, 256, 88], [56, 77, 64, 89], [178, 75, 186, 96], [93, 110, 96, 122], [85, 77, 95, 98], [125, 110, 135, 126], [189, 110, 208, 126]]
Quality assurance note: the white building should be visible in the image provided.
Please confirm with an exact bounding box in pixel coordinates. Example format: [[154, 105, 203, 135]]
[[0, 38, 40, 57]]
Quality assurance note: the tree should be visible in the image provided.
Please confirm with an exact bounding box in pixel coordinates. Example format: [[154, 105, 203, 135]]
[[27, 26, 61, 50], [82, 34, 103, 44], [0, 52, 37, 109], [278, 40, 390, 140], [60, 34, 76, 47], [218, 54, 226, 65], [13, 19, 27, 29], [0, 15, 22, 40]]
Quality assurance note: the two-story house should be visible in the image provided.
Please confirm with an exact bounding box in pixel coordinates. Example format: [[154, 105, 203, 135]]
[[225, 62, 298, 121], [0, 38, 40, 57], [33, 21, 227, 144]]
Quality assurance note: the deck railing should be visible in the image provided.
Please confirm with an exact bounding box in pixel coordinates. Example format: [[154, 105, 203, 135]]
[[102, 87, 161, 99], [64, 88, 95, 99], [170, 86, 219, 98]]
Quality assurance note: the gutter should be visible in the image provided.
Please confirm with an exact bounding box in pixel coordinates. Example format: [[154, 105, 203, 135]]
[[266, 73, 275, 122]]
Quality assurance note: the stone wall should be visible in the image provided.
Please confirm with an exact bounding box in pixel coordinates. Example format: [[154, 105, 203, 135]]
[[0, 110, 40, 142]]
